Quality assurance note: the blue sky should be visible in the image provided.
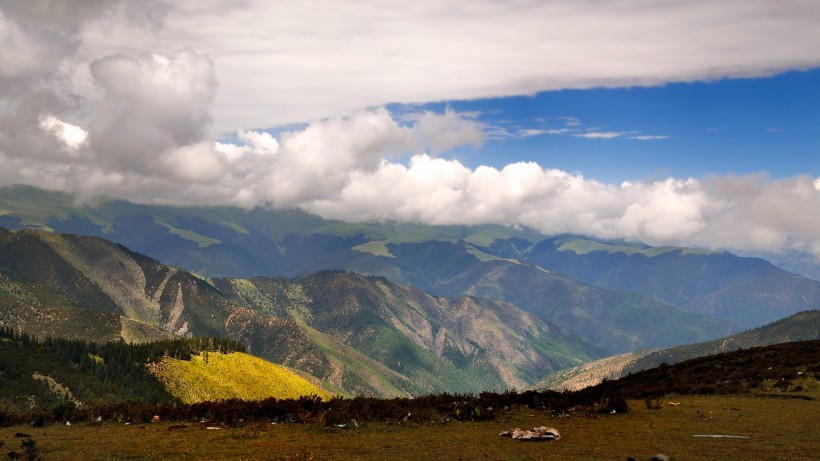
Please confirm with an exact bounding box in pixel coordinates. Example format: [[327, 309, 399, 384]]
[[1, 0, 819, 258], [406, 68, 820, 183]]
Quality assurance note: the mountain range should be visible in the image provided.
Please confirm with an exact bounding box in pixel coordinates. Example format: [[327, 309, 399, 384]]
[[2, 185, 820, 397], [0, 226, 608, 396]]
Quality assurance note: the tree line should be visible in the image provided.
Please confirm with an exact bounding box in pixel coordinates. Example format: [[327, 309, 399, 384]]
[[0, 326, 245, 416]]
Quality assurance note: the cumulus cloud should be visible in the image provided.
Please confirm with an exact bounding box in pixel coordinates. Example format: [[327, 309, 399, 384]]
[[87, 48, 218, 178], [4, 85, 820, 258], [0, 0, 168, 181], [304, 153, 820, 258]]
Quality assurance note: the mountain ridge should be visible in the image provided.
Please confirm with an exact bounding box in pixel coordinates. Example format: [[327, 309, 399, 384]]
[[2, 186, 816, 332]]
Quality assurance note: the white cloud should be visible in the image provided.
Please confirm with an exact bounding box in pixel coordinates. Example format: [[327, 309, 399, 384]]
[[410, 108, 484, 152], [630, 135, 670, 141], [238, 130, 279, 154], [87, 48, 218, 177], [1, 1, 819, 261], [574, 131, 624, 139], [71, 0, 820, 133], [306, 153, 820, 258], [5, 95, 820, 258], [39, 116, 88, 150]]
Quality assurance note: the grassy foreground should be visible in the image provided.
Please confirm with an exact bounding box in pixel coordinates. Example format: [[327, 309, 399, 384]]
[[1, 393, 817, 460]]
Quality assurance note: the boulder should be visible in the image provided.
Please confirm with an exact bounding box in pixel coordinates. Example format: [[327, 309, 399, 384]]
[[500, 426, 561, 441]]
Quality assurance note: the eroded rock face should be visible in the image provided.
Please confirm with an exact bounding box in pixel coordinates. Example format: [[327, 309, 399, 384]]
[[499, 426, 561, 441]]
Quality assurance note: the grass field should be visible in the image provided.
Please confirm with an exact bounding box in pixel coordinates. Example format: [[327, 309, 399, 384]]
[[2, 393, 817, 460]]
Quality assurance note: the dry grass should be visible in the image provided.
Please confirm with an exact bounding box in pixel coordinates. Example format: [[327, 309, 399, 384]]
[[2, 393, 817, 460]]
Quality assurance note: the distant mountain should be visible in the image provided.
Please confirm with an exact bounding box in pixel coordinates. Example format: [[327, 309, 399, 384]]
[[345, 240, 737, 353], [0, 185, 743, 353], [519, 235, 820, 327], [0, 227, 604, 396], [746, 250, 820, 282], [217, 270, 606, 393], [537, 310, 820, 391]]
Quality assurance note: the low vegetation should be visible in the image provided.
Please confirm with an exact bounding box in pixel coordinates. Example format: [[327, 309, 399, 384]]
[[540, 310, 820, 391], [0, 335, 817, 459], [9, 393, 820, 460], [148, 352, 333, 403]]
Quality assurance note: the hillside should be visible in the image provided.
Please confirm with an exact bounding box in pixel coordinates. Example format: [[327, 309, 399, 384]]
[[586, 338, 820, 398], [0, 330, 242, 413], [218, 271, 604, 393], [539, 310, 820, 391], [147, 352, 333, 404], [0, 227, 603, 396]]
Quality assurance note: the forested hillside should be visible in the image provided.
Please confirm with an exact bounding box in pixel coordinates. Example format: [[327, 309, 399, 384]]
[[0, 328, 243, 413]]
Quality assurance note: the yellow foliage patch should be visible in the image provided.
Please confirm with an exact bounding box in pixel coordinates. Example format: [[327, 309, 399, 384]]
[[147, 352, 332, 404]]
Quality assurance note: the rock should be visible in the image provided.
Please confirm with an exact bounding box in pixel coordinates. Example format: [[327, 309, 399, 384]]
[[651, 455, 670, 461], [500, 426, 561, 441]]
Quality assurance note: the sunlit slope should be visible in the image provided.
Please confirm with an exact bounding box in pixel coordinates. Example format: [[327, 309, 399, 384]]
[[148, 352, 333, 404]]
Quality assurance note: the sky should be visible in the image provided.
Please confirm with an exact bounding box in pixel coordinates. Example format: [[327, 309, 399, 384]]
[[1, 0, 819, 258]]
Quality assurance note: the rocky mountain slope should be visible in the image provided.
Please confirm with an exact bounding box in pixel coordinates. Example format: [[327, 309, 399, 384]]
[[0, 227, 604, 397]]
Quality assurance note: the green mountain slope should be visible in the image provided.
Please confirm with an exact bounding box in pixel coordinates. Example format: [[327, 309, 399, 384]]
[[5, 186, 817, 364], [339, 241, 737, 353], [0, 331, 244, 413], [217, 271, 603, 394], [523, 235, 820, 327], [538, 310, 820, 391], [0, 227, 604, 396], [579, 339, 820, 400], [0, 186, 751, 354]]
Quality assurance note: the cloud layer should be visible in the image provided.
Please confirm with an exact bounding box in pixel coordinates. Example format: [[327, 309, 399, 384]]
[[0, 1, 819, 260], [78, 0, 820, 132]]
